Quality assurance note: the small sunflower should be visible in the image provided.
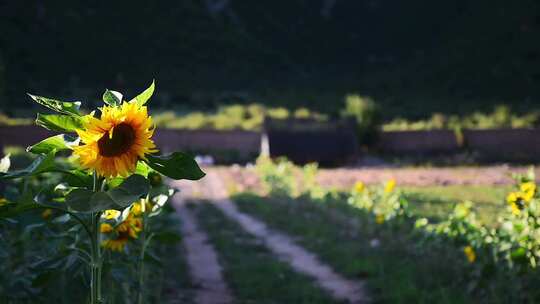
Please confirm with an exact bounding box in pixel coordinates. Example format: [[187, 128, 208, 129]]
[[73, 102, 158, 177], [520, 181, 536, 202], [463, 246, 476, 263], [101, 214, 142, 252], [102, 209, 121, 220], [100, 223, 114, 233], [354, 181, 365, 194], [384, 179, 396, 194], [102, 236, 130, 252], [507, 191, 528, 214]]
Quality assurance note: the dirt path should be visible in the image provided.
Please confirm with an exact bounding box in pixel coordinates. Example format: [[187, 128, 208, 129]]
[[172, 180, 233, 304], [216, 165, 538, 192], [202, 171, 369, 304]]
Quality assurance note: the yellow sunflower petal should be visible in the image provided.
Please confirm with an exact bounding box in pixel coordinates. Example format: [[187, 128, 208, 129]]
[[73, 102, 157, 177]]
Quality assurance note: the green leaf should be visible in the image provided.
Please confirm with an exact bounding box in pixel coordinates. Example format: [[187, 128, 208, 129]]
[[511, 247, 527, 261], [108, 174, 149, 208], [153, 231, 182, 244], [0, 195, 40, 219], [65, 175, 149, 213], [145, 152, 205, 180], [36, 113, 84, 132], [27, 94, 81, 116], [135, 161, 150, 177], [63, 170, 93, 188], [130, 80, 155, 106], [0, 150, 56, 179], [27, 134, 78, 155], [102, 89, 123, 106], [0, 203, 38, 219], [34, 189, 68, 210], [65, 189, 110, 213]]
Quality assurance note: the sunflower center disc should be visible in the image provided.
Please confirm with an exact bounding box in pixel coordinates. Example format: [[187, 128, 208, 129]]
[[98, 123, 136, 157]]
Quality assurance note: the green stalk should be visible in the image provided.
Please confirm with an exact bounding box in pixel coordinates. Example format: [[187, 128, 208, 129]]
[[90, 172, 103, 304], [137, 201, 151, 304], [137, 223, 146, 304]]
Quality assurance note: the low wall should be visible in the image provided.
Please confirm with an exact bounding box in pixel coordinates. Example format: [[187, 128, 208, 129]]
[[464, 129, 540, 162], [153, 129, 261, 158], [376, 130, 460, 154], [0, 126, 260, 163], [0, 125, 56, 148], [264, 118, 359, 165], [1, 125, 539, 164], [377, 128, 540, 162]]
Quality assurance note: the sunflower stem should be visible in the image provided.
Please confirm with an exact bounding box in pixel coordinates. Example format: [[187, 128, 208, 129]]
[[90, 171, 104, 304], [137, 206, 149, 304]]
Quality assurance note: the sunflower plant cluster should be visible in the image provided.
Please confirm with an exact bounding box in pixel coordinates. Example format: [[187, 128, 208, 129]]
[[434, 171, 540, 269], [495, 171, 540, 269], [408, 170, 540, 296], [255, 157, 333, 201], [347, 179, 409, 225], [0, 82, 205, 304], [255, 156, 299, 197], [251, 158, 540, 299]]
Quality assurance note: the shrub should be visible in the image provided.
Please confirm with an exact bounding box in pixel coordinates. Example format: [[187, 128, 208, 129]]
[[340, 94, 381, 145]]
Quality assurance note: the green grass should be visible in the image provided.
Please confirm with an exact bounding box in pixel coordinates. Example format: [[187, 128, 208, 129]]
[[159, 234, 194, 303], [402, 185, 509, 224], [190, 201, 341, 304], [232, 192, 522, 304]]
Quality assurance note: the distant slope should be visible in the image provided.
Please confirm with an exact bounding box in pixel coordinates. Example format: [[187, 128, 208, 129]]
[[0, 0, 538, 118]]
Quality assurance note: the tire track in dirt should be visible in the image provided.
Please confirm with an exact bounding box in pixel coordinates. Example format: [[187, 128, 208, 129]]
[[172, 180, 233, 304], [202, 170, 370, 304]]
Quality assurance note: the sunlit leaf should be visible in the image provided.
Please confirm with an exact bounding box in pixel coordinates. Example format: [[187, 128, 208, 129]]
[[27, 134, 78, 155], [0, 154, 10, 173], [27, 94, 81, 116], [130, 80, 155, 106], [0, 150, 56, 179], [36, 113, 84, 132], [102, 89, 123, 107]]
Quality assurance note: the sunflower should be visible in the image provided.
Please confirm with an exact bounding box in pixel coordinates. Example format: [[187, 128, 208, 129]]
[[73, 102, 157, 177], [463, 246, 476, 263], [507, 191, 528, 214], [101, 214, 142, 252], [353, 181, 365, 194], [520, 181, 536, 202], [384, 178, 396, 194], [102, 209, 121, 220], [102, 236, 130, 252], [100, 223, 114, 233]]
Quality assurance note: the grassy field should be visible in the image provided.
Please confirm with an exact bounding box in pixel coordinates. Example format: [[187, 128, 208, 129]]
[[232, 192, 522, 303], [190, 201, 341, 304], [232, 193, 475, 304], [402, 185, 509, 224]]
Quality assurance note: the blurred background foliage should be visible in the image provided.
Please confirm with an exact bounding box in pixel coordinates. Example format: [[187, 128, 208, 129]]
[[1, 0, 539, 120]]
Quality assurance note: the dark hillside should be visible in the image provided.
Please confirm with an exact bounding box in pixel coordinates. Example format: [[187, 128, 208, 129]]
[[1, 0, 538, 118]]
